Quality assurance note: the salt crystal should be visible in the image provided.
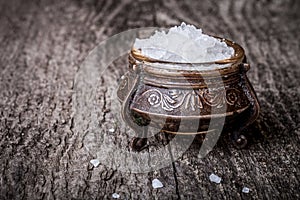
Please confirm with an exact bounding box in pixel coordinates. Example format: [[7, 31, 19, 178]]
[[112, 193, 120, 199], [242, 187, 250, 193], [108, 128, 115, 133], [152, 178, 164, 189], [90, 159, 100, 167], [134, 22, 234, 63], [209, 173, 221, 184]]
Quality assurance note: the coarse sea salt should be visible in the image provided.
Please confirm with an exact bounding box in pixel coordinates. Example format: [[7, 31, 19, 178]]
[[108, 128, 115, 133], [209, 173, 222, 184], [152, 178, 164, 189], [112, 193, 120, 199], [134, 22, 234, 63], [242, 187, 250, 193], [90, 159, 100, 167]]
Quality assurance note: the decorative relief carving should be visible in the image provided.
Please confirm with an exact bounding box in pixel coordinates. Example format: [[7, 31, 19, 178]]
[[226, 88, 239, 105], [142, 88, 241, 112]]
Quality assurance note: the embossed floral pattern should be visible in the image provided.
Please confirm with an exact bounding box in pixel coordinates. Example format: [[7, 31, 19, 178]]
[[226, 88, 239, 105], [142, 87, 241, 112], [148, 93, 161, 106]]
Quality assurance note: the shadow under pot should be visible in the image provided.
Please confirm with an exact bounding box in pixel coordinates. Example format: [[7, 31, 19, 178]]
[[117, 37, 260, 151]]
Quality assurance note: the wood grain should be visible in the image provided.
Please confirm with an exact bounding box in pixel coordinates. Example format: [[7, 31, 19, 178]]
[[0, 0, 299, 199]]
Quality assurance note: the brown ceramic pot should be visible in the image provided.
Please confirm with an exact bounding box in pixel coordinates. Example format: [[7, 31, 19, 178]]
[[117, 37, 260, 150]]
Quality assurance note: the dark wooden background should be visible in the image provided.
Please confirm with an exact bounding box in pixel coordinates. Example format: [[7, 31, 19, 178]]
[[0, 0, 299, 199]]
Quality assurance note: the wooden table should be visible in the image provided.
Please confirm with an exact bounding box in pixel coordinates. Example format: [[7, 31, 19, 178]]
[[1, 0, 299, 199]]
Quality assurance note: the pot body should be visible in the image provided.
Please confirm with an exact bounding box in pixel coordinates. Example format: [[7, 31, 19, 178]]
[[118, 37, 260, 137], [117, 55, 260, 136]]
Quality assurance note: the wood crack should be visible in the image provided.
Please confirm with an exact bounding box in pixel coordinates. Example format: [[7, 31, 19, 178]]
[[167, 143, 181, 200]]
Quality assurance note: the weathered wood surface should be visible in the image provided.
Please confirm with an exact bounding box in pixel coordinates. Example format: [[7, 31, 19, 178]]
[[0, 0, 299, 199]]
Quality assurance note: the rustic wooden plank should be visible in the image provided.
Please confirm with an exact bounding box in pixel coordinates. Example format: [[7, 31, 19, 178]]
[[0, 0, 299, 199], [0, 0, 180, 199], [162, 0, 300, 199]]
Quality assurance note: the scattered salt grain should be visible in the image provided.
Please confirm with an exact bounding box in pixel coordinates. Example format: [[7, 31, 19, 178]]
[[134, 22, 234, 63], [242, 187, 250, 193], [112, 193, 120, 199], [108, 128, 115, 133], [152, 178, 164, 189], [209, 173, 221, 184], [90, 159, 100, 167]]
